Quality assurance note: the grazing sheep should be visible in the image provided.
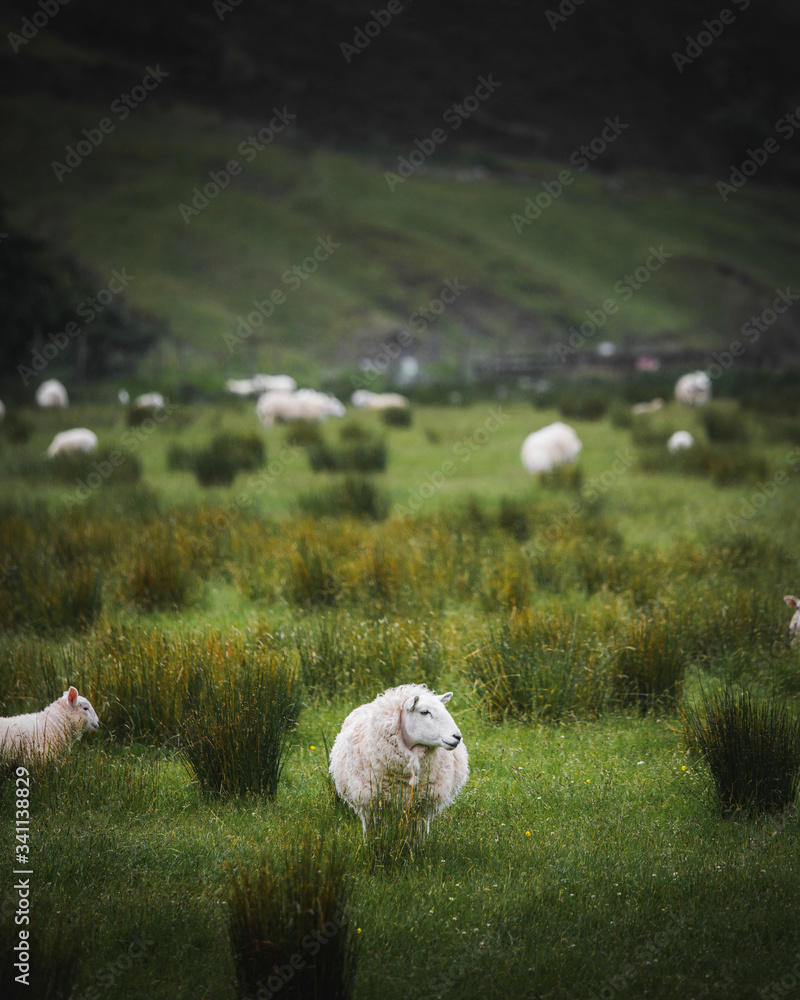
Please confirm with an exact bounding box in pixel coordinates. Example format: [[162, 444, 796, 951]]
[[256, 388, 345, 428], [0, 687, 100, 759], [252, 374, 297, 393], [134, 392, 165, 411], [226, 378, 258, 396], [784, 596, 800, 642], [675, 371, 711, 407], [35, 379, 69, 408], [329, 684, 469, 835], [521, 421, 582, 474], [667, 430, 695, 453], [631, 398, 665, 415], [351, 389, 409, 410], [46, 427, 98, 458]]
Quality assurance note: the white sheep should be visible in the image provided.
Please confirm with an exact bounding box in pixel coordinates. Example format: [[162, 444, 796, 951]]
[[226, 378, 258, 396], [46, 427, 98, 457], [329, 684, 469, 835], [667, 430, 695, 453], [134, 392, 165, 410], [675, 371, 711, 406], [256, 388, 345, 428], [521, 421, 582, 474], [35, 378, 69, 408], [784, 596, 800, 642], [0, 687, 100, 759], [351, 389, 409, 410], [252, 374, 297, 393]]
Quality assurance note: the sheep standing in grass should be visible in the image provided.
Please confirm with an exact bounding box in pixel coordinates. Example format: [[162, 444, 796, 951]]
[[667, 430, 695, 453], [35, 378, 69, 408], [256, 388, 345, 428], [784, 596, 800, 642], [46, 427, 98, 457], [675, 371, 711, 406], [521, 421, 582, 474], [351, 389, 409, 410], [329, 684, 469, 835], [0, 687, 99, 758]]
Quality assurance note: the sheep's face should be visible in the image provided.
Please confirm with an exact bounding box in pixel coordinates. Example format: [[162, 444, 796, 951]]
[[785, 596, 800, 638], [62, 687, 100, 732], [401, 692, 463, 752]]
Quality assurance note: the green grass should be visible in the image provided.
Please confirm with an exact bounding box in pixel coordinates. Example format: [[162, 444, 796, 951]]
[[1, 392, 800, 997]]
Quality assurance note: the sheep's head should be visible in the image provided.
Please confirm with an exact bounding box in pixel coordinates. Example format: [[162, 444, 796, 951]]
[[785, 596, 800, 638], [61, 686, 100, 734], [401, 691, 463, 752]]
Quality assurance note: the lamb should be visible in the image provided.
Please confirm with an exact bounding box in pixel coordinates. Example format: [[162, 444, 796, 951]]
[[329, 684, 469, 835], [351, 389, 409, 410], [674, 371, 711, 406], [784, 596, 800, 642], [667, 430, 695, 453], [521, 421, 582, 474], [46, 427, 98, 457], [0, 687, 100, 759], [35, 378, 69, 408]]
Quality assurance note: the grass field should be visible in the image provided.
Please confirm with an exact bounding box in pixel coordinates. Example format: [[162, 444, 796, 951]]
[[1, 384, 799, 999]]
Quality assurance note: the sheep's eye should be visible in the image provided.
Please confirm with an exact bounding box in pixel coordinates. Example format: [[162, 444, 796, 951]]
[[420, 710, 430, 716]]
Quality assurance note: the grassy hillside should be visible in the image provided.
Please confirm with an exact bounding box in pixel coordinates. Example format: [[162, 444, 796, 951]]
[[2, 30, 800, 387]]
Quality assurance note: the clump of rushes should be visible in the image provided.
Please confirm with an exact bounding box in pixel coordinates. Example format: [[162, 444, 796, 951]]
[[181, 655, 300, 798], [227, 833, 359, 1000], [682, 684, 800, 817], [296, 476, 390, 522], [610, 609, 688, 712]]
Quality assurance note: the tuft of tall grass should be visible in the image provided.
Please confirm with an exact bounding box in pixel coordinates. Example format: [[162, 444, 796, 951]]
[[471, 610, 611, 722], [181, 656, 300, 798], [682, 685, 800, 816], [227, 833, 359, 1000], [124, 519, 192, 611], [296, 476, 390, 522], [288, 536, 341, 608], [360, 785, 442, 872], [381, 406, 413, 427], [307, 435, 387, 473], [610, 609, 688, 712], [702, 404, 749, 444]]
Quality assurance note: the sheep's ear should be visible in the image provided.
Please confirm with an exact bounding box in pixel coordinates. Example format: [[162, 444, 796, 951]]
[[404, 695, 420, 712], [67, 686, 78, 705], [785, 596, 799, 609], [439, 692, 453, 705]]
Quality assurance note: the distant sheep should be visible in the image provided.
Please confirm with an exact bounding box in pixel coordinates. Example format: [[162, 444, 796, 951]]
[[784, 596, 800, 642], [134, 392, 165, 410], [35, 379, 69, 408], [351, 389, 409, 410], [631, 398, 664, 415], [256, 388, 345, 428], [667, 430, 695, 453], [47, 427, 98, 458], [227, 375, 297, 396], [521, 421, 582, 474], [329, 684, 469, 835], [675, 371, 711, 407], [0, 687, 99, 759]]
